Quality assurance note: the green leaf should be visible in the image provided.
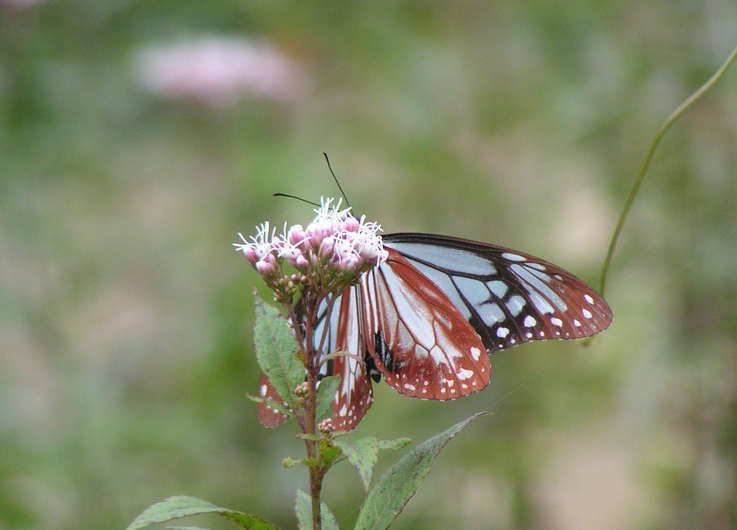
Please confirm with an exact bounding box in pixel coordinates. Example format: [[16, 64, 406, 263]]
[[282, 456, 304, 468], [354, 413, 488, 530], [318, 438, 342, 469], [334, 437, 413, 491], [222, 512, 282, 530], [376, 438, 412, 451], [295, 490, 339, 530], [315, 374, 340, 422], [334, 437, 379, 491], [253, 292, 304, 408], [125, 495, 279, 530]]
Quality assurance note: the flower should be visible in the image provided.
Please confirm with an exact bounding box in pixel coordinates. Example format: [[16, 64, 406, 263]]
[[234, 198, 388, 302], [136, 36, 310, 108]]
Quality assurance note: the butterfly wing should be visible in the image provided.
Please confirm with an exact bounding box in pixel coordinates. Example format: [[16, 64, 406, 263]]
[[383, 233, 613, 352], [359, 248, 491, 400], [257, 231, 612, 430], [257, 287, 375, 431], [256, 374, 290, 428], [328, 287, 375, 431]]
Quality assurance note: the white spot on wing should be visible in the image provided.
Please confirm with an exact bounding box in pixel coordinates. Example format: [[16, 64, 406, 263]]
[[523, 315, 537, 327], [479, 302, 505, 326], [506, 295, 526, 316]]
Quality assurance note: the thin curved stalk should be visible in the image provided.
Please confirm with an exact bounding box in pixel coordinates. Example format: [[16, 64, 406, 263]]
[[599, 45, 737, 296]]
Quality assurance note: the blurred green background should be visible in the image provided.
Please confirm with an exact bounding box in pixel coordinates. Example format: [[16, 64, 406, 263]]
[[1, 1, 736, 529]]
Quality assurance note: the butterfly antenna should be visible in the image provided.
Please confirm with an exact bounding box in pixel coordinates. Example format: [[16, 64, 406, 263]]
[[273, 193, 320, 208], [323, 152, 351, 209]]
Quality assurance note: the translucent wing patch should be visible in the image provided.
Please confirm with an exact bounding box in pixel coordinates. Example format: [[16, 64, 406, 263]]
[[383, 233, 613, 352], [361, 249, 491, 400]]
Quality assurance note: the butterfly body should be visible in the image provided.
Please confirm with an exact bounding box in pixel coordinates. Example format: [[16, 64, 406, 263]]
[[258, 232, 612, 431]]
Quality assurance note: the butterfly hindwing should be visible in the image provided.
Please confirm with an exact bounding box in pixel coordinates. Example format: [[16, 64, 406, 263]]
[[256, 289, 375, 431], [256, 374, 290, 428], [359, 248, 491, 400], [330, 287, 374, 431]]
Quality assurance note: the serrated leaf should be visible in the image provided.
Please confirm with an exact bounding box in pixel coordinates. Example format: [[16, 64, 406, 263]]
[[126, 495, 279, 530], [253, 293, 304, 409], [354, 413, 488, 530], [315, 375, 341, 422], [334, 437, 379, 491], [333, 437, 413, 491], [295, 490, 339, 530]]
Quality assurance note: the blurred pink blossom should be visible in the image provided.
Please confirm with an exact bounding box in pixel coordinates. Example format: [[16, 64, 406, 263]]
[[136, 37, 310, 107], [1, 0, 47, 7]]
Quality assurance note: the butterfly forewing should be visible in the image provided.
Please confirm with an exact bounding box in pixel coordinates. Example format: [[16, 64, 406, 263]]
[[360, 249, 491, 400], [383, 233, 613, 352]]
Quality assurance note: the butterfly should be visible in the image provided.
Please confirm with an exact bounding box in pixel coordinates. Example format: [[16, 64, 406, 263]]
[[257, 232, 613, 431]]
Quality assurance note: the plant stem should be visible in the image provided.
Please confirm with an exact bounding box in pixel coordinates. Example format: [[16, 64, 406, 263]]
[[305, 366, 322, 530], [599, 44, 737, 297], [301, 302, 323, 530]]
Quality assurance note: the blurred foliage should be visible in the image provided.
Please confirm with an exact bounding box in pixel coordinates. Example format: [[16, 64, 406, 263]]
[[1, 1, 736, 529]]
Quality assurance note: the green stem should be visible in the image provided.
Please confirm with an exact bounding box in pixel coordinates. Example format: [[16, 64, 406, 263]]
[[599, 44, 737, 297]]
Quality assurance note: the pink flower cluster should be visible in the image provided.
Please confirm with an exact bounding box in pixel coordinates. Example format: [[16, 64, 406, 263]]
[[235, 199, 388, 300], [136, 37, 309, 108]]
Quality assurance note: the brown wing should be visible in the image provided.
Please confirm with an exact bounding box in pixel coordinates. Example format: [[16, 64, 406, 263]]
[[329, 287, 374, 431], [256, 373, 290, 428], [256, 287, 374, 431], [360, 248, 491, 400]]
